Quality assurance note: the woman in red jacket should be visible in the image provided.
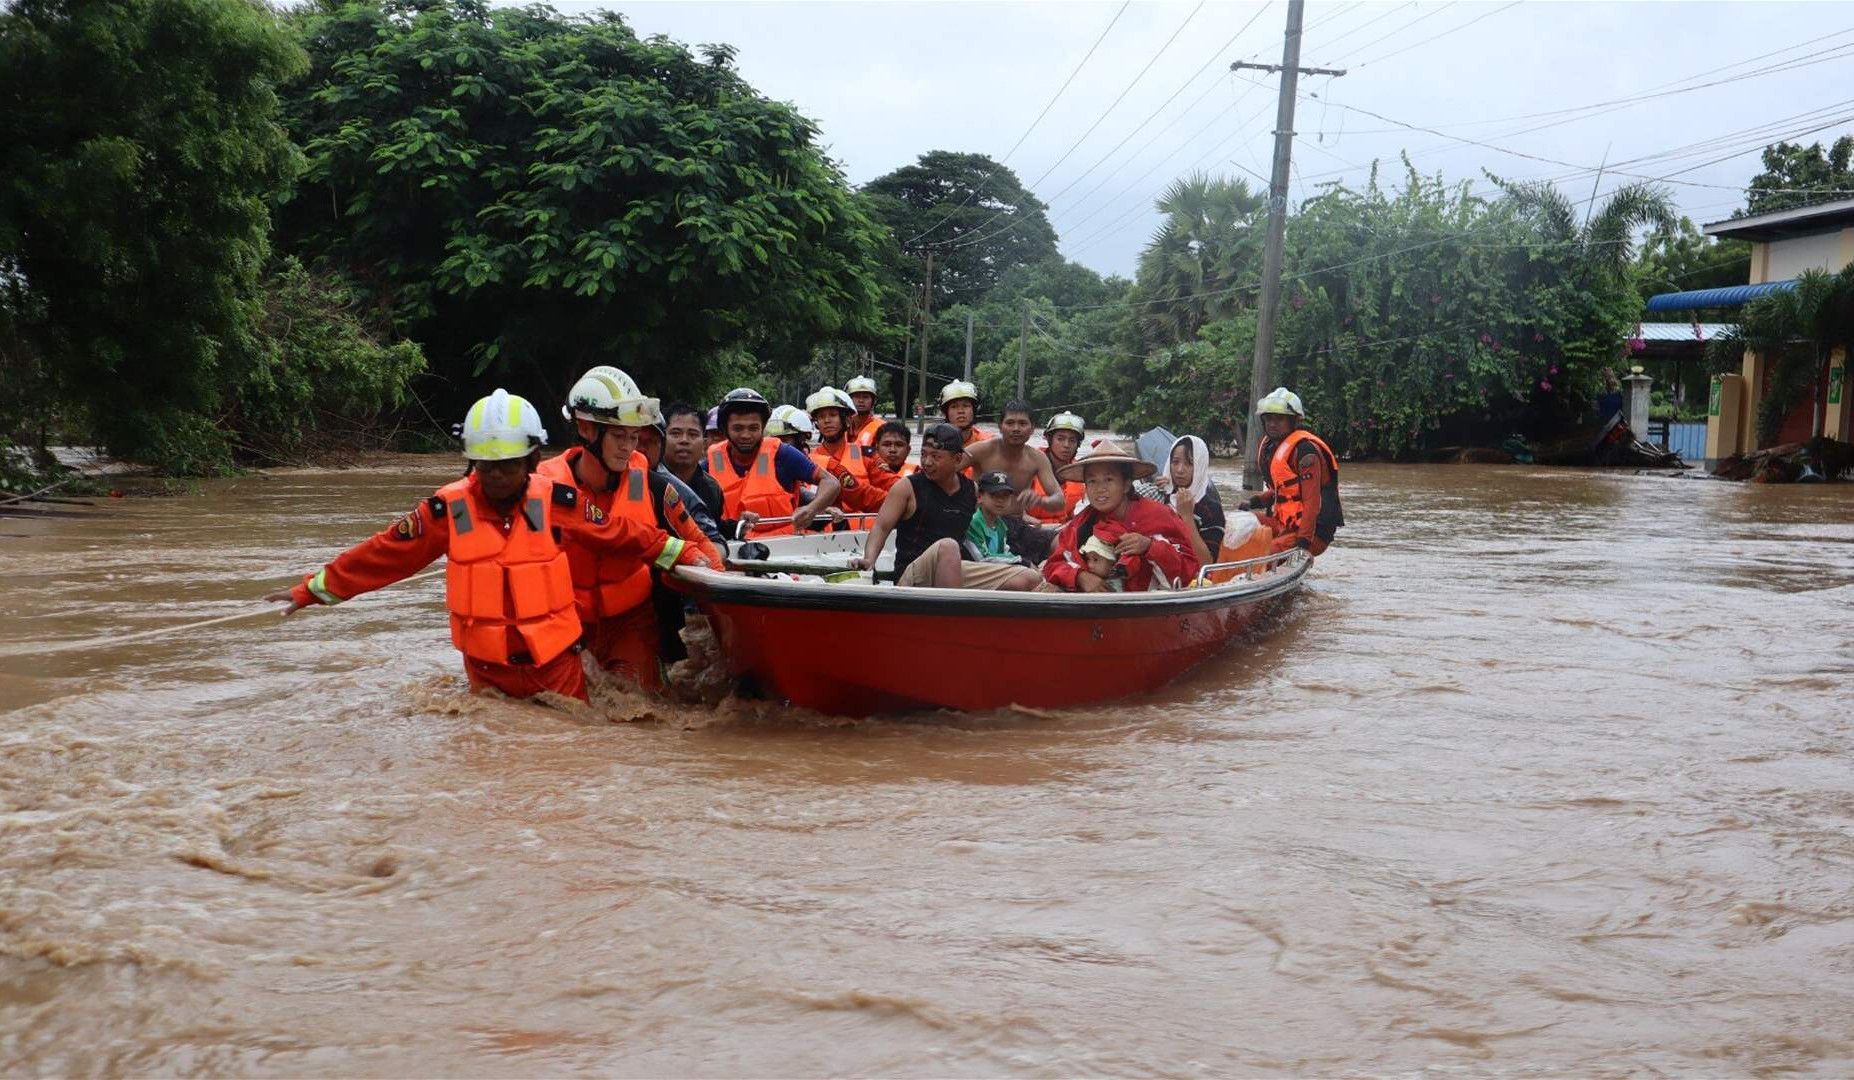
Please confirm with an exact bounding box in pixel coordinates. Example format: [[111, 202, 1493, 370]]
[[1040, 440, 1200, 592]]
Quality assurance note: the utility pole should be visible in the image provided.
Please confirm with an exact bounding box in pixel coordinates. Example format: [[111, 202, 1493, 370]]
[[1235, 0, 1344, 489], [917, 252, 934, 434], [964, 310, 975, 380], [1018, 300, 1029, 401]]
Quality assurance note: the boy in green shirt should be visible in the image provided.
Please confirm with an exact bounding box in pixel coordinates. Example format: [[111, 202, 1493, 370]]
[[967, 471, 1031, 564]]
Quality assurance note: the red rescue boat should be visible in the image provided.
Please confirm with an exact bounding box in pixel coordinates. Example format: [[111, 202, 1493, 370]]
[[672, 530, 1309, 716]]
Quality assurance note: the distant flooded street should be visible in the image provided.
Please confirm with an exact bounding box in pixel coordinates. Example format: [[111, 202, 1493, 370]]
[[2, 458, 1851, 1075]]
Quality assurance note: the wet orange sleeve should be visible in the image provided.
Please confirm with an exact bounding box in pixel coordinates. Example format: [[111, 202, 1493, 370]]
[[292, 497, 450, 608], [559, 502, 693, 567]]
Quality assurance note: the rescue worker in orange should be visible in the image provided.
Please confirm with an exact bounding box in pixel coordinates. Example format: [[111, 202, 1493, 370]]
[[937, 380, 993, 470], [705, 387, 839, 538], [806, 386, 884, 515], [846, 375, 884, 450], [863, 420, 916, 499], [1029, 410, 1089, 526], [265, 389, 707, 703], [1244, 387, 1344, 557], [537, 367, 723, 692]]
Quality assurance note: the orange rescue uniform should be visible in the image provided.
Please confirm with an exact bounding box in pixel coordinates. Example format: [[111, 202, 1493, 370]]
[[854, 415, 883, 449], [809, 439, 883, 515], [537, 447, 722, 691], [1257, 429, 1342, 557], [287, 471, 696, 702], [864, 460, 917, 499], [1028, 472, 1086, 525], [708, 438, 799, 537]]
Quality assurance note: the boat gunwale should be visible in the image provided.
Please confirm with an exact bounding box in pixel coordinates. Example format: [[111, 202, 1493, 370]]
[[671, 552, 1309, 620]]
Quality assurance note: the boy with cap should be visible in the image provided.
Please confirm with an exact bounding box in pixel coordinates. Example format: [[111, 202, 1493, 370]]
[[966, 471, 1035, 566]]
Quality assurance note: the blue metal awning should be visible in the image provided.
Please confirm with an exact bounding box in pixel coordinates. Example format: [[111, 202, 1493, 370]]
[[1644, 279, 1797, 312]]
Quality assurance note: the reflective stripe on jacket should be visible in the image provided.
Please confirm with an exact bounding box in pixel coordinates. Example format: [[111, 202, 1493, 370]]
[[439, 473, 580, 667]]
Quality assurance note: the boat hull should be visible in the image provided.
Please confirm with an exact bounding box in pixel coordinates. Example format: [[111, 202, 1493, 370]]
[[676, 536, 1308, 715]]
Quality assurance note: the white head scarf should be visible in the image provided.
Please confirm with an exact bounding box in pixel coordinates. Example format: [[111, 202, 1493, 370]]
[[1157, 434, 1211, 503]]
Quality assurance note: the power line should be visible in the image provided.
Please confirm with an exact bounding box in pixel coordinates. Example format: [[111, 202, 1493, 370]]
[[945, 0, 1210, 249], [901, 1, 1131, 247], [1351, 0, 1523, 67]]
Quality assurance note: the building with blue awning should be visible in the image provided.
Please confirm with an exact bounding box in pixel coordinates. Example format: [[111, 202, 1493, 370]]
[[1644, 197, 1854, 464]]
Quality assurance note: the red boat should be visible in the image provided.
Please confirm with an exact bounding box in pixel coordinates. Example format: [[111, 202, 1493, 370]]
[[673, 530, 1309, 716]]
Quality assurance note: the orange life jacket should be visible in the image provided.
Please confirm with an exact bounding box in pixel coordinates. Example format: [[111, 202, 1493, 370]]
[[1028, 472, 1087, 524], [854, 415, 883, 448], [810, 439, 869, 485], [1262, 429, 1342, 541], [709, 438, 796, 536], [536, 447, 655, 622], [959, 426, 994, 478], [439, 473, 581, 667]]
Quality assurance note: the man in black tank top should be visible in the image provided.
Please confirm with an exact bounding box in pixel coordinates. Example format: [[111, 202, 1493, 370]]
[[853, 424, 1041, 590]]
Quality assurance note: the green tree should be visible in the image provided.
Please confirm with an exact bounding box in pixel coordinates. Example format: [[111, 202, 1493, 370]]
[[1741, 135, 1854, 216], [862, 151, 1059, 308], [1133, 173, 1266, 346], [1635, 216, 1751, 317], [0, 0, 305, 473], [1708, 265, 1854, 443], [276, 0, 888, 413]]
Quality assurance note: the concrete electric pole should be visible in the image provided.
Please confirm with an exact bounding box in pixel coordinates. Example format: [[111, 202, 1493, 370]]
[[1234, 0, 1344, 489]]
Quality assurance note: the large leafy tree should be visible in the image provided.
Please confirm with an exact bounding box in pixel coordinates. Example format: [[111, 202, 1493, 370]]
[[862, 151, 1058, 309], [0, 0, 305, 472], [276, 0, 888, 411], [1741, 136, 1854, 217]]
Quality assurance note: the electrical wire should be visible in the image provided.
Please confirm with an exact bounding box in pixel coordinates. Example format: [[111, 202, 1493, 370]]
[[901, 1, 1130, 247]]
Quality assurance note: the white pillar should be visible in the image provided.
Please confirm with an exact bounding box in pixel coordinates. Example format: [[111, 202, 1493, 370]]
[[1623, 369, 1653, 437]]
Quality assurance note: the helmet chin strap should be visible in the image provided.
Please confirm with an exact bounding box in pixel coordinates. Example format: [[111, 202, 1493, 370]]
[[575, 424, 625, 492]]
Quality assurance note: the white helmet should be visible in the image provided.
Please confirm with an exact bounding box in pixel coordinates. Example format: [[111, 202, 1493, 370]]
[[1256, 386, 1305, 418], [766, 404, 815, 438], [845, 375, 879, 396], [462, 388, 549, 461], [939, 379, 978, 410], [1045, 411, 1086, 437], [805, 387, 854, 417], [563, 365, 660, 427]]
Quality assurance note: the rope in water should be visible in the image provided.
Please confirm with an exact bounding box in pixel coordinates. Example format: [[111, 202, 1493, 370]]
[[1, 567, 444, 659]]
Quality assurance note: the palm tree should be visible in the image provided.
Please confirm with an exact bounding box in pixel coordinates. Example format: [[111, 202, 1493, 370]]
[[1497, 180, 1677, 280], [1708, 264, 1854, 444], [1135, 174, 1267, 346]]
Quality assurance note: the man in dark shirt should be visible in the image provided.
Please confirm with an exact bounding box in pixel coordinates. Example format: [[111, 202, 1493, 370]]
[[853, 424, 1040, 590]]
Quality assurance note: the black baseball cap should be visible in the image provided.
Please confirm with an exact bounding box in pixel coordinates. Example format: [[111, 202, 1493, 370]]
[[977, 470, 1017, 493], [920, 423, 965, 452]]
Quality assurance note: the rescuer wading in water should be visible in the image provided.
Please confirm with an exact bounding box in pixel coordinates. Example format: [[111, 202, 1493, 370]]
[[265, 389, 708, 702]]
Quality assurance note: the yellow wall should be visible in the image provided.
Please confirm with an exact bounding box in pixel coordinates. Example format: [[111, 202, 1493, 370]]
[[1705, 374, 1745, 461], [1827, 346, 1850, 442]]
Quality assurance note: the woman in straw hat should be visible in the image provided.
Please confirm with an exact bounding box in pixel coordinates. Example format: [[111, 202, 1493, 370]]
[[1039, 439, 1200, 593]]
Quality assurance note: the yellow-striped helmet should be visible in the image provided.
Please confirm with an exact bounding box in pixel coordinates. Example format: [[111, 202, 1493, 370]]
[[1044, 411, 1086, 437], [462, 389, 549, 461], [938, 379, 978, 410], [1256, 386, 1305, 418], [563, 365, 661, 427]]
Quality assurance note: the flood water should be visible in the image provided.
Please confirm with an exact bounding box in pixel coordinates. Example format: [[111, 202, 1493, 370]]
[[2, 457, 1852, 1076]]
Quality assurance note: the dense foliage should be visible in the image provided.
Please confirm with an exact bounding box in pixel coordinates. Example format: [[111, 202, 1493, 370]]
[[0, 0, 306, 473], [1741, 136, 1854, 217], [862, 151, 1059, 308], [277, 0, 889, 413]]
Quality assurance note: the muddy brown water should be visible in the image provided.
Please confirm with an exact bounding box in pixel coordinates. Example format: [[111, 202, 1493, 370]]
[[2, 457, 1852, 1076]]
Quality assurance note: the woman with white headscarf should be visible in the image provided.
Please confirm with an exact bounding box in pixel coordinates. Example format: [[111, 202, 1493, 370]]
[[1150, 434, 1225, 566]]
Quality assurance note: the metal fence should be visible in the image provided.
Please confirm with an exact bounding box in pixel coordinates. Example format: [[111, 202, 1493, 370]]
[[1648, 420, 1706, 462]]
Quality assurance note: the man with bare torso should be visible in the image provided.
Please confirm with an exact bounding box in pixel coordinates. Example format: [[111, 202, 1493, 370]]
[[960, 400, 1065, 564]]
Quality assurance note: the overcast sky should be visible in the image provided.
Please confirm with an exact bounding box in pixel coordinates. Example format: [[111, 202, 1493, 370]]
[[571, 1, 1853, 279]]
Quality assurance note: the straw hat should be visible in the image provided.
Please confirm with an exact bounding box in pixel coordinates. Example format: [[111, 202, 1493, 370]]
[[1057, 438, 1158, 483]]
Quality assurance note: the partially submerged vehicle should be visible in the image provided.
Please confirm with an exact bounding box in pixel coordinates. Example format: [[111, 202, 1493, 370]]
[[672, 529, 1309, 717]]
